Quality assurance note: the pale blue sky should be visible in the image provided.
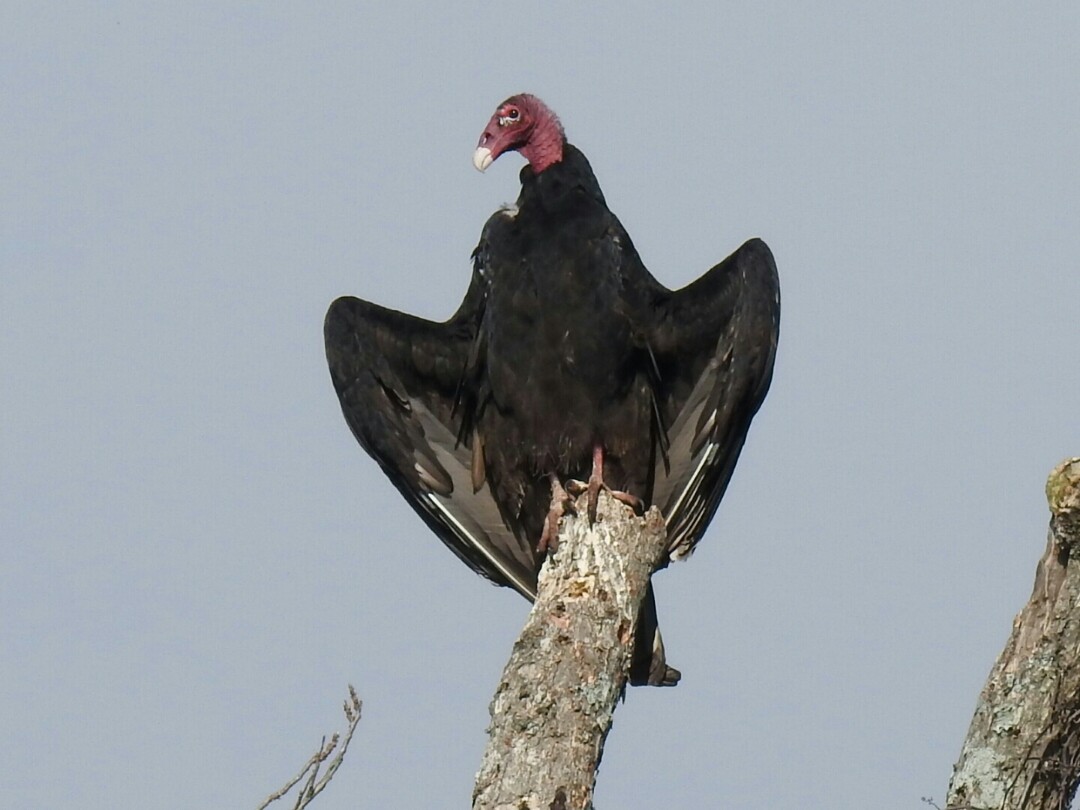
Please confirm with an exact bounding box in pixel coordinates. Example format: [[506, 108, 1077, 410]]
[[3, 3, 1079, 808]]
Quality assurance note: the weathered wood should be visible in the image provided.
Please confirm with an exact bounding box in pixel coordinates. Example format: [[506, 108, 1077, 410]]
[[472, 491, 669, 810], [946, 457, 1080, 810]]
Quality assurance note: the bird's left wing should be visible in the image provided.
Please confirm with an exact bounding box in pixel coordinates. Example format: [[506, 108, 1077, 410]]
[[641, 238, 780, 561], [324, 272, 540, 598]]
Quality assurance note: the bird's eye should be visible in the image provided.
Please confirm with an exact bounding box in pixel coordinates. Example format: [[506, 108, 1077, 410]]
[[497, 107, 522, 127]]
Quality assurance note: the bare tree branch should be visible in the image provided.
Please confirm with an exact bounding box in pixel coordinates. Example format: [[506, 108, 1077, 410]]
[[259, 685, 363, 810], [946, 457, 1080, 810], [472, 490, 670, 810]]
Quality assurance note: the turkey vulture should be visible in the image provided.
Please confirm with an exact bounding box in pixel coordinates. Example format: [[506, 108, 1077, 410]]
[[325, 94, 779, 686]]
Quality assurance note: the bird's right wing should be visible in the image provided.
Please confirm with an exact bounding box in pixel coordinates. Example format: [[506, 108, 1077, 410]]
[[324, 271, 540, 598]]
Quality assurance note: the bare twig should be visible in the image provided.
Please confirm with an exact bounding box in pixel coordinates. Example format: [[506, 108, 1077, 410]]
[[258, 685, 363, 810]]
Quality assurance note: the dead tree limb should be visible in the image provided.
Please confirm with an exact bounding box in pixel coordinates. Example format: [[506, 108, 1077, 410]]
[[472, 490, 669, 810], [946, 457, 1080, 810]]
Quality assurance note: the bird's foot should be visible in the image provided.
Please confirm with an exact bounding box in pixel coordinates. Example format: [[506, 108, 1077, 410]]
[[566, 445, 644, 525], [538, 475, 576, 554], [566, 477, 644, 524]]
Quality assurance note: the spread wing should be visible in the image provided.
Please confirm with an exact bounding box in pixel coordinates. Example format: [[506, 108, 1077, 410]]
[[644, 238, 780, 560], [324, 270, 540, 598]]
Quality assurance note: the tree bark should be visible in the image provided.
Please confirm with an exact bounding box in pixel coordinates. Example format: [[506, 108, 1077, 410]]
[[472, 490, 669, 810], [947, 457, 1080, 810]]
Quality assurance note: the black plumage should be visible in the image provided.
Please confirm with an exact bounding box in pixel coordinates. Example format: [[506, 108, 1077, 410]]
[[324, 95, 779, 685]]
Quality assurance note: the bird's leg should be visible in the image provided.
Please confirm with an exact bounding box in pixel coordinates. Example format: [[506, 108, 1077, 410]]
[[538, 473, 576, 554], [583, 444, 605, 524], [566, 444, 644, 525]]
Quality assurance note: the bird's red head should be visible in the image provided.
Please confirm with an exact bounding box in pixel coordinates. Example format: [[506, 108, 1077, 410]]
[[473, 94, 566, 174]]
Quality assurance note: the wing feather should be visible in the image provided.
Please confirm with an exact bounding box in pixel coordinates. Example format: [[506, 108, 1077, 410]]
[[645, 238, 780, 559], [324, 279, 540, 598]]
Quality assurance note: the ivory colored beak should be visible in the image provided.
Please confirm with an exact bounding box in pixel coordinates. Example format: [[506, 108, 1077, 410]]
[[472, 146, 493, 172]]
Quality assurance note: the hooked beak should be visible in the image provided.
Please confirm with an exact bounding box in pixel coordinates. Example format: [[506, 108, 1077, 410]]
[[472, 146, 493, 172]]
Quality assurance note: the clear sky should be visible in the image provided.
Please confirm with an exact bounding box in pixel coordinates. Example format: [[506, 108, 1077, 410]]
[[3, 3, 1079, 808]]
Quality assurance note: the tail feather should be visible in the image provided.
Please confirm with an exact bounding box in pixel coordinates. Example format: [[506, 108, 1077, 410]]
[[630, 583, 681, 687]]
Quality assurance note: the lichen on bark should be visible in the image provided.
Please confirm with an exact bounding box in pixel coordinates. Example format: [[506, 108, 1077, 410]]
[[946, 457, 1080, 810], [472, 490, 669, 810]]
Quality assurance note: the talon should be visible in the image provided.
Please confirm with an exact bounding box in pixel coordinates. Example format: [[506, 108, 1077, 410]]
[[587, 474, 601, 525], [538, 475, 576, 553], [610, 489, 645, 514], [538, 511, 560, 553], [565, 479, 587, 497]]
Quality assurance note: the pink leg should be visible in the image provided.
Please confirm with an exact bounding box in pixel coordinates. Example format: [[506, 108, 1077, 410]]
[[538, 474, 576, 553], [566, 445, 644, 525]]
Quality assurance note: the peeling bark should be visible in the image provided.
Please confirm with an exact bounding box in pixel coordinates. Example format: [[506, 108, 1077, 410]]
[[947, 457, 1080, 810], [472, 491, 669, 810]]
